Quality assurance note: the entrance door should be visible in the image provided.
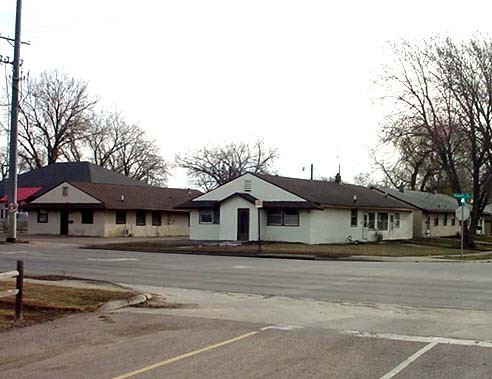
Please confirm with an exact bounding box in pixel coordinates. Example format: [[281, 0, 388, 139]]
[[362, 212, 368, 240], [237, 209, 250, 241], [60, 209, 69, 235]]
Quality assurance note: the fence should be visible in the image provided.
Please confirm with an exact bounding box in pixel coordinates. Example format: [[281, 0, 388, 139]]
[[0, 260, 24, 320]]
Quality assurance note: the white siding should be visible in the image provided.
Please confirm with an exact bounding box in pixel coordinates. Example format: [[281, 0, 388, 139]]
[[30, 182, 101, 204], [190, 210, 220, 240]]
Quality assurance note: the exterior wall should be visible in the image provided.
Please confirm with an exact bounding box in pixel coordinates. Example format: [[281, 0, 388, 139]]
[[28, 209, 190, 237], [69, 210, 106, 236], [30, 182, 101, 204], [27, 210, 61, 234], [421, 212, 459, 237], [263, 209, 311, 243], [195, 173, 305, 202], [190, 209, 220, 240], [220, 197, 257, 240], [104, 211, 190, 237], [308, 208, 413, 244]]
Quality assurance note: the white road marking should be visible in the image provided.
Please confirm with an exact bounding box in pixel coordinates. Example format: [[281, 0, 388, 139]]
[[87, 258, 139, 262], [379, 342, 438, 379], [1, 251, 40, 255], [343, 330, 492, 348], [261, 325, 304, 331], [233, 265, 250, 269]]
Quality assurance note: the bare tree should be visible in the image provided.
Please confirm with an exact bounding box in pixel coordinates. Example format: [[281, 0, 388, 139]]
[[86, 111, 169, 186], [380, 36, 492, 246], [176, 140, 278, 191], [16, 70, 96, 169]]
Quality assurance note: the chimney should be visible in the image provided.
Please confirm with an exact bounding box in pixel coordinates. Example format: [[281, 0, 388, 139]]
[[335, 172, 341, 184], [398, 183, 405, 193]]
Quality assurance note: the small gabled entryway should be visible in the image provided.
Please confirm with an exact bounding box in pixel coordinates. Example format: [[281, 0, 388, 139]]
[[237, 209, 250, 241]]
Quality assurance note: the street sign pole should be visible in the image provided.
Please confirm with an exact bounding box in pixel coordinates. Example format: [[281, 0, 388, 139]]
[[461, 200, 464, 260]]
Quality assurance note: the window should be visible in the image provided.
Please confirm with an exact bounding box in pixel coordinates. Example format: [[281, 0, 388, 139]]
[[393, 213, 400, 229], [267, 209, 282, 226], [37, 209, 48, 223], [426, 216, 430, 226], [451, 216, 456, 226], [116, 210, 126, 224], [267, 209, 299, 226], [377, 212, 388, 230], [199, 209, 220, 224], [350, 209, 358, 227], [152, 211, 161, 226], [62, 186, 68, 196], [283, 209, 299, 226], [136, 210, 146, 226], [81, 209, 94, 224], [368, 212, 375, 230], [434, 215, 439, 226], [444, 213, 448, 226]]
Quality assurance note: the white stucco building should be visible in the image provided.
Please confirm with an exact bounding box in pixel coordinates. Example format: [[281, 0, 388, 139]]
[[24, 181, 199, 237], [371, 186, 486, 238], [178, 173, 414, 244]]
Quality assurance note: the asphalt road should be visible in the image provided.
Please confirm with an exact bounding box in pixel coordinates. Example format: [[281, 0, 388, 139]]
[[0, 241, 491, 312]]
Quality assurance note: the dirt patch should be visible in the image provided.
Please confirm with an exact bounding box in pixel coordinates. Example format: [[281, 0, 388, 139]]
[[0, 281, 136, 331]]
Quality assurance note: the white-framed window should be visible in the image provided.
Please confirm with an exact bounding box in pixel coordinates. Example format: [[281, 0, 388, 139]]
[[267, 209, 299, 226], [37, 209, 48, 223], [350, 209, 358, 227], [199, 209, 220, 224], [368, 212, 375, 230], [283, 210, 299, 226], [377, 212, 388, 230], [434, 215, 439, 226], [393, 213, 400, 229], [443, 213, 448, 226]]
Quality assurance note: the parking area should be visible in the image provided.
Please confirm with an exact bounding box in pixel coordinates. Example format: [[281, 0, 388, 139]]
[[1, 311, 491, 379]]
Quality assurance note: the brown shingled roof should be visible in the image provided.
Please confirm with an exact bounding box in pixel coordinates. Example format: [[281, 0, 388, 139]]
[[27, 182, 202, 211], [253, 173, 413, 210]]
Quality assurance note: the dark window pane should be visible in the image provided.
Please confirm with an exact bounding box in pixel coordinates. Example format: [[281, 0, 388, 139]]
[[37, 210, 48, 223], [283, 209, 299, 226], [368, 212, 375, 230], [199, 210, 213, 224], [377, 212, 388, 230], [136, 210, 146, 226], [267, 210, 282, 226], [81, 210, 94, 224], [116, 210, 126, 224], [152, 211, 161, 226], [351, 209, 358, 227]]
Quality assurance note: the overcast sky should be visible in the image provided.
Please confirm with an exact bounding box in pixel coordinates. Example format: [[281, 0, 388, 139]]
[[1, 0, 491, 188]]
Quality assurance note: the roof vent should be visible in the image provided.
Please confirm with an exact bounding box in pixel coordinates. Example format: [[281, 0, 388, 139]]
[[398, 183, 405, 193], [244, 180, 252, 192], [353, 195, 357, 203], [121, 195, 125, 202], [335, 173, 341, 184]]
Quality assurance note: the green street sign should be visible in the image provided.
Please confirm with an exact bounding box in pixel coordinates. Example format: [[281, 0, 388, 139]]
[[453, 193, 472, 200]]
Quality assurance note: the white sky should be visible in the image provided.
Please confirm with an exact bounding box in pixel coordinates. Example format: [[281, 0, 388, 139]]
[[1, 0, 491, 188]]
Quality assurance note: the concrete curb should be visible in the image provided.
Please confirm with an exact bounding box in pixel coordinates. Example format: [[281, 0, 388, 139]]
[[99, 293, 152, 312]]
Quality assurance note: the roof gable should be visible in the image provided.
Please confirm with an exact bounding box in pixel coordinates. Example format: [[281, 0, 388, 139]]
[[30, 182, 102, 205], [193, 173, 307, 202]]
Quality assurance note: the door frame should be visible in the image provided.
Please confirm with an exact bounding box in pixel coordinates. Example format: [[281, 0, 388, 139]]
[[237, 208, 250, 241], [362, 212, 368, 240]]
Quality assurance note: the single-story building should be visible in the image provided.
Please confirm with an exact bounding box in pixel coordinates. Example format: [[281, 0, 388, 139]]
[[23, 181, 200, 237], [371, 186, 485, 238], [177, 173, 415, 244]]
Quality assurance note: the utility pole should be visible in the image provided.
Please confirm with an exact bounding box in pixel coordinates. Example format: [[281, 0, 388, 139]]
[[6, 0, 23, 242], [310, 163, 313, 180]]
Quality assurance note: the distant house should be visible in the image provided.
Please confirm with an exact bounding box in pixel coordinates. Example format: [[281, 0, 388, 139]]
[[0, 162, 200, 237], [23, 181, 200, 237], [177, 173, 414, 244], [370, 186, 482, 238]]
